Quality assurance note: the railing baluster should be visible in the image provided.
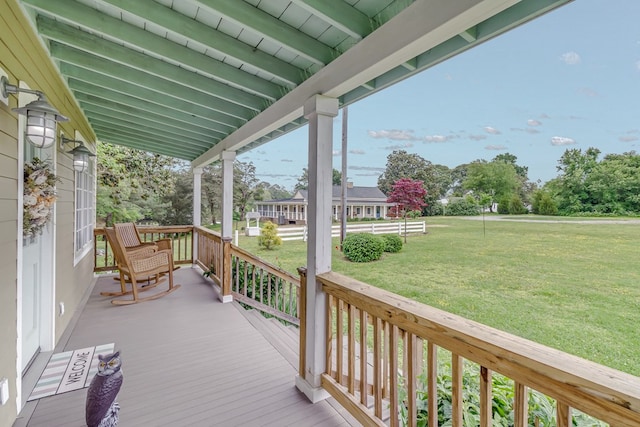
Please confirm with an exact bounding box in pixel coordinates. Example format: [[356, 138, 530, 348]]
[[388, 324, 399, 427], [348, 303, 356, 395], [407, 332, 417, 427], [514, 382, 528, 427], [336, 299, 344, 385], [383, 321, 390, 399], [452, 354, 463, 427], [557, 402, 571, 427], [427, 341, 437, 427], [373, 316, 382, 419], [480, 366, 492, 427], [360, 309, 368, 406]]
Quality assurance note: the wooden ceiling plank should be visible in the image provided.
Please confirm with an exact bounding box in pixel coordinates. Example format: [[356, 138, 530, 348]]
[[69, 82, 239, 132], [53, 43, 256, 120], [36, 15, 268, 112], [85, 110, 215, 146], [61, 63, 252, 126], [194, 0, 335, 65], [89, 119, 212, 151], [290, 0, 373, 40], [100, 0, 303, 87], [22, 0, 283, 101], [73, 92, 234, 136], [79, 103, 224, 139]]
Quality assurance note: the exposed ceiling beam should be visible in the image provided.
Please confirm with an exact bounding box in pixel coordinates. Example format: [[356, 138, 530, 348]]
[[22, 0, 284, 101], [98, 0, 303, 87], [38, 20, 266, 114], [79, 103, 223, 140], [288, 0, 374, 40], [193, 0, 336, 65], [95, 131, 199, 159], [69, 81, 240, 131], [52, 44, 257, 120], [85, 110, 215, 147], [192, 0, 520, 168], [59, 62, 254, 124]]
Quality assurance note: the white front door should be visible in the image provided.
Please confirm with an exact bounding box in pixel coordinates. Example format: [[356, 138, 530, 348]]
[[20, 122, 55, 373]]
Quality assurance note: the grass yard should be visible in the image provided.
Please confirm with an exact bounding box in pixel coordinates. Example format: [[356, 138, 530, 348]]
[[237, 217, 640, 376]]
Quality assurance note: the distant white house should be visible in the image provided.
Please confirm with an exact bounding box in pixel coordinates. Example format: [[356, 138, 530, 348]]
[[255, 184, 393, 224]]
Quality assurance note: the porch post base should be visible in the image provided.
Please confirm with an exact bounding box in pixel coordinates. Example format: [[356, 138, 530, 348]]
[[295, 375, 329, 403], [218, 294, 233, 304]]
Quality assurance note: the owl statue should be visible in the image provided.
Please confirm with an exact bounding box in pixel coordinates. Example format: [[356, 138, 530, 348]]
[[86, 351, 123, 427]]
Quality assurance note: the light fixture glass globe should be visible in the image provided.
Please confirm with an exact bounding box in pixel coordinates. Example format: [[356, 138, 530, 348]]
[[25, 109, 57, 148]]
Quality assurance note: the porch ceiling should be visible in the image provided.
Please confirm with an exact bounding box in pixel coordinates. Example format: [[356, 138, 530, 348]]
[[18, 0, 571, 167]]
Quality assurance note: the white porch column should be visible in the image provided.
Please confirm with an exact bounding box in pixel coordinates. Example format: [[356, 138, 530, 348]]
[[221, 151, 236, 239], [296, 95, 338, 403], [192, 167, 203, 263]]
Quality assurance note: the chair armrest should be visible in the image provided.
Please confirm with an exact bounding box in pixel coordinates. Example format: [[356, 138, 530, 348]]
[[154, 238, 172, 251], [126, 245, 158, 259]]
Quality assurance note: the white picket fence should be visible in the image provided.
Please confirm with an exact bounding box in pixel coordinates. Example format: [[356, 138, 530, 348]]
[[277, 221, 426, 241]]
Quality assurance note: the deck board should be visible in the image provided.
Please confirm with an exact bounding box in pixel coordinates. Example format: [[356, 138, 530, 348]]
[[17, 268, 358, 426]]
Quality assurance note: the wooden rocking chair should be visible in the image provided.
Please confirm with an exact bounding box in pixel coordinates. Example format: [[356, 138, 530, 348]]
[[104, 227, 180, 305], [114, 222, 172, 254]]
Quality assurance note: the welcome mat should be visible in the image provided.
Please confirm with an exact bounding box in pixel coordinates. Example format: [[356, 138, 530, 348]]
[[28, 343, 115, 401]]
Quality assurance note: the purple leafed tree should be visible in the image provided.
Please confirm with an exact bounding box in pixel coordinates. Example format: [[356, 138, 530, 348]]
[[387, 178, 427, 242]]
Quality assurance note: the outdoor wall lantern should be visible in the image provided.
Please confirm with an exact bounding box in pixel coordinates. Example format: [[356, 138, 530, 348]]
[[60, 135, 95, 173], [0, 75, 68, 148]]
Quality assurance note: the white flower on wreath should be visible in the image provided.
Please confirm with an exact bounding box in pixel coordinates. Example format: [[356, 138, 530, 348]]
[[23, 158, 59, 238]]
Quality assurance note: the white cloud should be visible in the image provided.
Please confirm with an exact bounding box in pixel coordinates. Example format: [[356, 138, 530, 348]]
[[619, 135, 639, 142], [560, 51, 581, 65], [485, 144, 507, 150], [281, 159, 293, 162], [368, 129, 418, 141], [469, 134, 487, 141], [349, 149, 366, 154], [350, 165, 385, 172], [551, 136, 576, 146], [332, 150, 342, 156], [527, 119, 542, 126], [484, 126, 501, 135], [383, 143, 414, 150], [424, 135, 449, 143]]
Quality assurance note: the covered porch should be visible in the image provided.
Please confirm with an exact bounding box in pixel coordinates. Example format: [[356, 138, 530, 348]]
[[15, 267, 356, 426]]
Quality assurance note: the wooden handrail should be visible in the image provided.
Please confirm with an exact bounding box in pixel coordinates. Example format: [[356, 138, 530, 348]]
[[317, 271, 640, 426], [94, 226, 194, 272]]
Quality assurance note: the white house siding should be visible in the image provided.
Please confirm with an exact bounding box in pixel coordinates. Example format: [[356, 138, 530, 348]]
[[0, 1, 97, 424]]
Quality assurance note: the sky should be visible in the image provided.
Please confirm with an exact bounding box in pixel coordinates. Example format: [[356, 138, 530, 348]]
[[238, 0, 640, 191]]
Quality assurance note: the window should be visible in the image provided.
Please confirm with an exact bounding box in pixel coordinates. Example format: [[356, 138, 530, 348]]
[[75, 157, 95, 259]]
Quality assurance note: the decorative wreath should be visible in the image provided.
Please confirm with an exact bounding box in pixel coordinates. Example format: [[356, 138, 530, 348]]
[[23, 157, 58, 238]]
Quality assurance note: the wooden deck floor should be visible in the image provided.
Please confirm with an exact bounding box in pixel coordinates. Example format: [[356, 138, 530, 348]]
[[15, 268, 357, 427]]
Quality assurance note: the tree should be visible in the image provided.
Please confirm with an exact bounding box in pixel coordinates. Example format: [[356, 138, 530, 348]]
[[493, 153, 529, 180], [549, 147, 601, 213], [158, 170, 193, 225], [377, 150, 441, 215], [96, 142, 178, 225], [295, 167, 341, 190], [386, 178, 427, 242], [234, 161, 259, 220], [463, 161, 520, 212], [258, 221, 282, 250]]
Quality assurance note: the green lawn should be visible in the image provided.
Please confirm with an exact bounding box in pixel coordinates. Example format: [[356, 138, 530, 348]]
[[237, 217, 640, 376]]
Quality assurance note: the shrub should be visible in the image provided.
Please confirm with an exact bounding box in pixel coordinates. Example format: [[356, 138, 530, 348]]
[[497, 195, 511, 214], [508, 194, 528, 214], [446, 199, 481, 216], [382, 234, 403, 253], [532, 190, 559, 215], [258, 221, 282, 250], [342, 233, 385, 262]]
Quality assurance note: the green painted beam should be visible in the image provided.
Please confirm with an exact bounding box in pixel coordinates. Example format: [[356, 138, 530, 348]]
[[54, 44, 257, 120], [84, 110, 215, 148], [79, 103, 222, 140], [459, 26, 478, 42], [23, 0, 284, 101], [291, 0, 374, 40], [100, 0, 303, 87], [37, 17, 269, 113], [194, 0, 335, 65], [95, 131, 199, 160], [67, 78, 242, 131], [89, 119, 211, 152], [61, 63, 251, 126], [73, 92, 236, 136]]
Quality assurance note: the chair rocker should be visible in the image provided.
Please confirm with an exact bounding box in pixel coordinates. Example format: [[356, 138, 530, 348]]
[[105, 227, 180, 305]]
